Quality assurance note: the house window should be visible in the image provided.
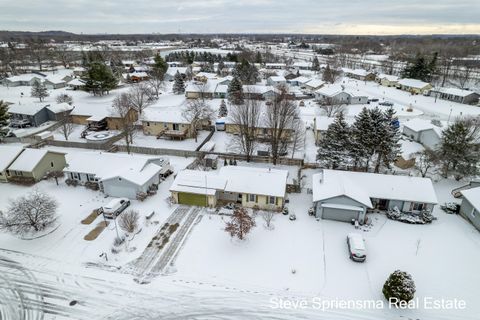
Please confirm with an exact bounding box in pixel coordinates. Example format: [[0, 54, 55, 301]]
[[73, 172, 80, 180], [269, 196, 275, 205], [50, 161, 54, 168], [411, 203, 425, 211], [472, 209, 477, 219], [146, 122, 150, 126], [164, 123, 168, 128], [249, 194, 257, 203]]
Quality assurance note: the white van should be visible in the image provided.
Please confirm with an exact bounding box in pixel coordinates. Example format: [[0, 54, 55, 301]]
[[102, 198, 130, 219], [347, 233, 367, 262]]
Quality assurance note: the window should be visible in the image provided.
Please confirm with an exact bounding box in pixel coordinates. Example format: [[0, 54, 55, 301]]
[[269, 196, 275, 205], [146, 122, 150, 126], [411, 203, 425, 211], [472, 209, 477, 219], [50, 161, 54, 168], [249, 194, 257, 203]]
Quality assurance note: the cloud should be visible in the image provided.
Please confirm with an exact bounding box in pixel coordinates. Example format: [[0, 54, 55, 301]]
[[0, 0, 479, 34]]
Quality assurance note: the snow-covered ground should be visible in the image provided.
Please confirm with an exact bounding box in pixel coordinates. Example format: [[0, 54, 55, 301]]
[[116, 129, 211, 150]]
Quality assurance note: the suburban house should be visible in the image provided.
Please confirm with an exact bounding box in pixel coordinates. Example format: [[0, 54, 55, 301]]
[[303, 79, 325, 92], [6, 149, 67, 182], [72, 67, 87, 77], [293, 61, 313, 70], [3, 74, 44, 87], [142, 107, 195, 140], [64, 152, 172, 199], [8, 103, 51, 127], [185, 78, 232, 99], [243, 85, 278, 100], [128, 72, 149, 83], [402, 118, 443, 150], [67, 78, 86, 90], [315, 84, 368, 105], [267, 75, 287, 87], [164, 67, 188, 81], [265, 63, 286, 70], [46, 103, 75, 121], [429, 87, 480, 105], [43, 75, 72, 89], [312, 169, 438, 224], [70, 105, 138, 130], [170, 166, 288, 210], [343, 68, 376, 81], [377, 74, 400, 87], [288, 76, 311, 87], [0, 146, 24, 182], [397, 78, 432, 94], [459, 187, 480, 231], [194, 72, 218, 82]]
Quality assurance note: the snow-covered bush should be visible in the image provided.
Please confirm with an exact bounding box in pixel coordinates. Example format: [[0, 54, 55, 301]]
[[383, 270, 416, 304], [386, 207, 436, 224]]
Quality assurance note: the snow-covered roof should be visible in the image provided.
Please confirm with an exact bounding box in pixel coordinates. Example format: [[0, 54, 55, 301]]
[[9, 149, 64, 172], [304, 79, 325, 89], [289, 76, 311, 84], [6, 74, 43, 83], [293, 61, 312, 68], [130, 72, 149, 78], [68, 78, 85, 86], [461, 187, 480, 211], [377, 74, 399, 82], [195, 72, 218, 79], [220, 166, 288, 197], [268, 76, 286, 82], [166, 67, 188, 76], [170, 169, 227, 196], [343, 68, 372, 77], [312, 170, 438, 205], [315, 84, 347, 97], [46, 103, 74, 114], [8, 103, 47, 115], [44, 75, 67, 84], [402, 118, 439, 133], [102, 162, 162, 186], [141, 107, 189, 124], [64, 151, 165, 181], [433, 87, 478, 97], [398, 78, 431, 89], [0, 146, 24, 172], [243, 85, 276, 94]]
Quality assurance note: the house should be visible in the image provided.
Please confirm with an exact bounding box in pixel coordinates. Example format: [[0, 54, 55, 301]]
[[459, 187, 480, 231], [377, 74, 399, 87], [343, 68, 376, 81], [46, 103, 75, 121], [67, 78, 85, 90], [243, 85, 278, 100], [170, 166, 288, 210], [402, 118, 442, 149], [43, 75, 71, 89], [267, 76, 286, 87], [70, 104, 137, 130], [6, 149, 66, 183], [0, 146, 24, 182], [142, 107, 194, 140], [397, 79, 432, 94], [303, 79, 325, 92], [312, 169, 438, 223], [73, 67, 87, 77], [8, 103, 50, 127], [265, 63, 286, 70], [3, 74, 44, 87], [64, 152, 171, 199], [164, 67, 188, 81], [315, 84, 368, 105], [288, 76, 311, 87], [194, 72, 218, 82], [429, 87, 480, 105], [129, 72, 149, 83], [293, 61, 313, 70]]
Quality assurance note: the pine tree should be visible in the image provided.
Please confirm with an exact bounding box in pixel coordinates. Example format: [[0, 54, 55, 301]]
[[82, 61, 117, 95], [312, 56, 320, 72], [31, 80, 49, 102], [152, 53, 168, 80], [217, 61, 225, 76], [383, 270, 416, 304], [233, 58, 258, 85], [227, 76, 244, 105], [172, 71, 185, 94], [255, 51, 263, 64], [316, 112, 351, 169], [0, 100, 9, 127], [218, 99, 228, 117], [350, 108, 376, 170], [379, 108, 401, 170]]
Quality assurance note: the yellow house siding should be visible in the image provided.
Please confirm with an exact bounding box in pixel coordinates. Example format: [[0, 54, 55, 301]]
[[31, 152, 67, 181], [241, 193, 284, 210], [143, 121, 192, 137]]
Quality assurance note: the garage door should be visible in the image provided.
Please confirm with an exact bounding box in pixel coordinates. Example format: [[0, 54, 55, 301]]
[[322, 207, 360, 222], [178, 192, 208, 206]]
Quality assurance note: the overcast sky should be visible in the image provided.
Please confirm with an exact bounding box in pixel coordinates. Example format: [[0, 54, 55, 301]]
[[1, 0, 479, 35]]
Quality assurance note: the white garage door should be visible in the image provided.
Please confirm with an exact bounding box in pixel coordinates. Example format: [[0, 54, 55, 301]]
[[322, 207, 360, 222]]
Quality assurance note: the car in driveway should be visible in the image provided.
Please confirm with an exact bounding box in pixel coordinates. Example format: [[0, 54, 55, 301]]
[[102, 198, 130, 219], [347, 233, 367, 262], [379, 101, 394, 106]]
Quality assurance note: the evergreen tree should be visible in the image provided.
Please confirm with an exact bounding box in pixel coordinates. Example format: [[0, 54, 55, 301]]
[[152, 53, 168, 80], [402, 53, 438, 82], [375, 108, 401, 172], [82, 61, 117, 95], [383, 270, 416, 304], [172, 71, 185, 94], [31, 80, 49, 102], [439, 118, 480, 180], [350, 108, 376, 170], [227, 76, 244, 105], [217, 61, 225, 76], [312, 56, 320, 72], [0, 100, 9, 127], [218, 99, 228, 117], [233, 58, 258, 84], [316, 112, 351, 169], [255, 51, 263, 64], [200, 62, 214, 73]]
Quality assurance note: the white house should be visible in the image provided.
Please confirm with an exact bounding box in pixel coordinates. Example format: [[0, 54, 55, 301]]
[[64, 152, 172, 199], [315, 84, 368, 105], [460, 187, 480, 231], [267, 75, 287, 87], [303, 79, 325, 92], [429, 87, 480, 105], [3, 74, 44, 87], [402, 118, 443, 150], [312, 169, 438, 223], [397, 79, 432, 94], [377, 74, 400, 87]]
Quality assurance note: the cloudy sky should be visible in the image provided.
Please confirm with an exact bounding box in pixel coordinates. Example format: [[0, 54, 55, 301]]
[[1, 0, 479, 35]]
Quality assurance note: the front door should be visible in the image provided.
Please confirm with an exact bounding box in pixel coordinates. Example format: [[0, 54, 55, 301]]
[[378, 199, 389, 210], [173, 123, 180, 131]]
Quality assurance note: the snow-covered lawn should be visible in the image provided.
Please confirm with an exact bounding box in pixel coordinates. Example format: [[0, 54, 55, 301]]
[[172, 179, 480, 319], [115, 130, 211, 150]]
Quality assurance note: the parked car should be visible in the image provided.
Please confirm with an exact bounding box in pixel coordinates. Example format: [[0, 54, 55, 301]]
[[347, 233, 367, 262], [368, 98, 379, 103], [379, 101, 394, 106], [102, 198, 130, 219]]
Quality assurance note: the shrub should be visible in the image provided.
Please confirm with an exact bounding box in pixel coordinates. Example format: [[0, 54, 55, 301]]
[[383, 270, 416, 304]]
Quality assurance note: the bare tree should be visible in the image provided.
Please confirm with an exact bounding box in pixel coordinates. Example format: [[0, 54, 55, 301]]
[[261, 211, 275, 230], [225, 207, 256, 240], [182, 98, 214, 142], [128, 83, 153, 115], [58, 111, 75, 141], [414, 148, 440, 178], [289, 119, 306, 159], [0, 190, 58, 235], [319, 97, 346, 117], [229, 97, 261, 162], [111, 93, 137, 154], [147, 76, 165, 99], [118, 210, 140, 234], [265, 87, 299, 165], [454, 65, 474, 89], [56, 93, 73, 105]]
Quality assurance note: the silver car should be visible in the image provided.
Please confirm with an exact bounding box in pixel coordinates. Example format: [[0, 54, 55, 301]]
[[347, 233, 367, 262]]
